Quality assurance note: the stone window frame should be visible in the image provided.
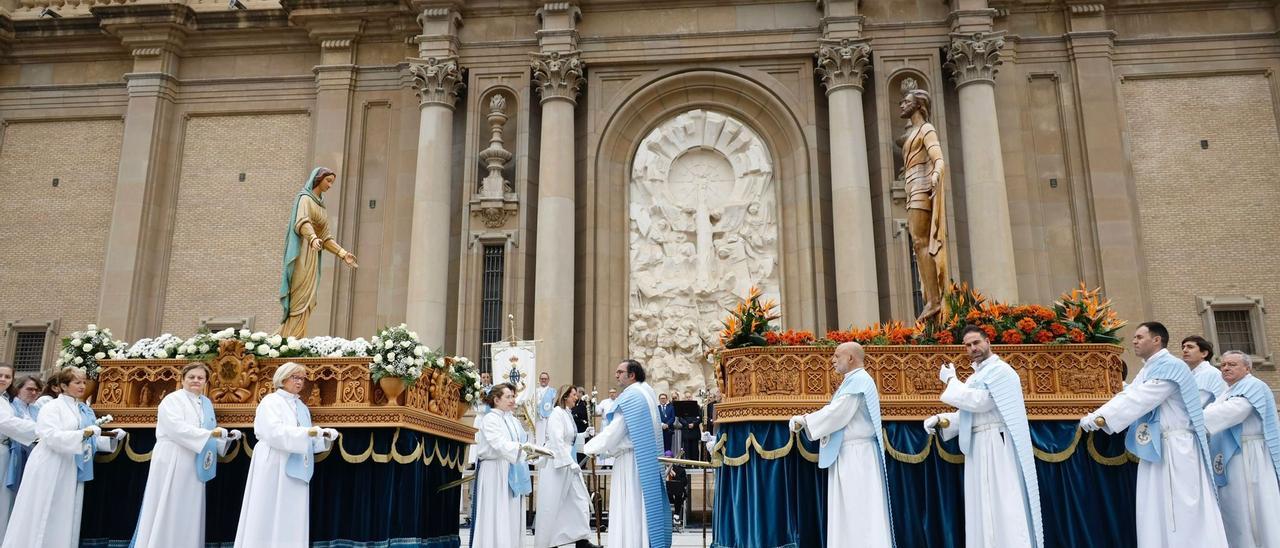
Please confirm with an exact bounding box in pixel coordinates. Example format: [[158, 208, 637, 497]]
[[1197, 296, 1271, 369], [199, 316, 255, 333], [3, 319, 60, 373]]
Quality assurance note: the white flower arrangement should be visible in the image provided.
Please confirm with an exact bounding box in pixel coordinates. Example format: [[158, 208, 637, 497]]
[[123, 333, 183, 360], [56, 324, 127, 379], [447, 355, 484, 403], [369, 324, 431, 386]]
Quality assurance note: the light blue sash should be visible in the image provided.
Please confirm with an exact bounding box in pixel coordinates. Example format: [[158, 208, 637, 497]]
[[6, 400, 35, 493], [1194, 364, 1228, 406], [1124, 352, 1214, 486], [539, 387, 555, 419], [955, 358, 1043, 548], [502, 414, 532, 497], [284, 399, 314, 483], [195, 395, 219, 483], [1209, 375, 1280, 488], [76, 401, 97, 482], [611, 384, 671, 548]]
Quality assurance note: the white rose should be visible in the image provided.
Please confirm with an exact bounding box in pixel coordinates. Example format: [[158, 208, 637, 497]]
[[239, 329, 250, 338], [72, 338, 83, 346], [290, 341, 302, 350], [156, 350, 168, 359], [268, 335, 282, 346], [371, 336, 381, 345], [251, 332, 265, 341], [388, 352, 397, 362], [199, 344, 210, 353], [373, 354, 383, 363], [95, 352, 106, 360], [269, 350, 280, 358], [409, 331, 419, 340], [413, 346, 424, 357], [87, 324, 98, 331], [256, 346, 268, 355], [465, 393, 473, 402], [435, 357, 445, 368], [73, 356, 84, 364], [414, 358, 425, 366], [86, 330, 97, 337], [176, 354, 186, 360], [82, 343, 93, 352], [399, 323, 407, 329], [400, 340, 411, 348]]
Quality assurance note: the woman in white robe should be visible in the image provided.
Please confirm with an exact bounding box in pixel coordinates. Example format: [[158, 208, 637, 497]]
[[132, 362, 242, 547], [0, 365, 37, 539], [473, 383, 546, 548], [7, 375, 43, 494], [534, 385, 595, 548], [233, 362, 337, 548], [2, 366, 124, 548], [33, 372, 60, 411]]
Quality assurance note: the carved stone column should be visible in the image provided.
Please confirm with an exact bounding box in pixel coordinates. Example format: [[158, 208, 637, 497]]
[[405, 56, 464, 349], [947, 31, 1019, 302], [816, 38, 879, 325], [531, 49, 583, 384]]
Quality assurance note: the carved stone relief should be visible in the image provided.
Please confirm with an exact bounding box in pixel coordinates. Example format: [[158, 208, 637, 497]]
[[628, 109, 780, 394]]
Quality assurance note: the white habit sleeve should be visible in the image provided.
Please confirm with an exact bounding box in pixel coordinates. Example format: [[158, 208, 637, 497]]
[[1093, 380, 1176, 434], [1203, 396, 1253, 435], [940, 378, 995, 412], [801, 394, 859, 441], [937, 412, 960, 441], [583, 411, 629, 456], [157, 396, 213, 454]]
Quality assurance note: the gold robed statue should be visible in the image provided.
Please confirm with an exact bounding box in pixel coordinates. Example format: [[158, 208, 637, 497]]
[[898, 89, 949, 322], [276, 167, 358, 338]]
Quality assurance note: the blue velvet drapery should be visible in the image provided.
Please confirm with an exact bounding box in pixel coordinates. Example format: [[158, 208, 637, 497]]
[[712, 421, 1137, 548], [79, 428, 465, 548]]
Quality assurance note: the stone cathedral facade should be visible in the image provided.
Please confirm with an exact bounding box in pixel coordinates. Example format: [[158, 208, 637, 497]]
[[1, 0, 1278, 394]]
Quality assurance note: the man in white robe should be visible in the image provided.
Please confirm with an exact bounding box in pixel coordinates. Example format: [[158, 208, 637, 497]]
[[789, 342, 893, 548], [534, 372, 555, 445], [595, 389, 618, 467], [1204, 350, 1280, 548], [583, 359, 671, 548], [1183, 335, 1228, 407], [1080, 321, 1228, 548], [924, 325, 1043, 548]]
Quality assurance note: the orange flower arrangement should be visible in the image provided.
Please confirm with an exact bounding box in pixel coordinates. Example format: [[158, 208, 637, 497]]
[[1000, 329, 1025, 344]]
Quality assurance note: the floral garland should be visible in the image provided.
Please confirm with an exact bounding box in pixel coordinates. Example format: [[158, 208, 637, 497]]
[[369, 324, 432, 387], [446, 355, 484, 404], [720, 282, 1126, 348]]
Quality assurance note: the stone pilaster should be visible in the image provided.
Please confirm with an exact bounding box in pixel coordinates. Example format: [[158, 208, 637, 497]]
[[816, 38, 879, 325], [531, 2, 582, 385], [1065, 2, 1150, 339], [947, 30, 1019, 302], [405, 55, 465, 349], [94, 4, 193, 339]]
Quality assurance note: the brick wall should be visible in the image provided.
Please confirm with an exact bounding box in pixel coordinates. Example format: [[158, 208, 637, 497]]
[[159, 113, 311, 336], [1123, 73, 1280, 389], [0, 119, 123, 361]]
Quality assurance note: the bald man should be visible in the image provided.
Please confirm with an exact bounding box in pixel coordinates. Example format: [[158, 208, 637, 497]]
[[789, 342, 894, 547]]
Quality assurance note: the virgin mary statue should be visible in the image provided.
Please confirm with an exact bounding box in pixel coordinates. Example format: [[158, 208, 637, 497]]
[[276, 167, 358, 338]]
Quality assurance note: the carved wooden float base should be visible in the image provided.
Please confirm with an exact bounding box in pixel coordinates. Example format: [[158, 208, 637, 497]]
[[92, 340, 476, 443], [714, 344, 1126, 421]]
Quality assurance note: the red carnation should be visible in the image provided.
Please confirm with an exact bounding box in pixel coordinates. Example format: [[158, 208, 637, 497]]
[[1001, 329, 1024, 344]]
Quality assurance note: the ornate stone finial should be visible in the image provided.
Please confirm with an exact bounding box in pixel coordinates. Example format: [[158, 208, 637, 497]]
[[815, 38, 872, 94], [946, 31, 1006, 88], [409, 57, 465, 108], [531, 50, 585, 104], [478, 93, 513, 198]]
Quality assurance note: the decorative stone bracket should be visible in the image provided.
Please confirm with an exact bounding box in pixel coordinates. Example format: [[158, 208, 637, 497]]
[[531, 50, 584, 104], [815, 38, 872, 93], [408, 56, 465, 109], [946, 31, 1006, 88]]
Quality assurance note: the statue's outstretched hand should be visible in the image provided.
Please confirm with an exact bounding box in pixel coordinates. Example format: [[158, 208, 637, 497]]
[[343, 253, 359, 268]]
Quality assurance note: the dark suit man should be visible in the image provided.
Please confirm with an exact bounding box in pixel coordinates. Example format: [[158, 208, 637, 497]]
[[658, 393, 676, 451]]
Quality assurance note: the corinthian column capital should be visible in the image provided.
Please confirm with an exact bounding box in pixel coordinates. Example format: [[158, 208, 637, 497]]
[[815, 38, 872, 94], [531, 50, 585, 105], [946, 31, 1006, 88], [409, 57, 465, 109]]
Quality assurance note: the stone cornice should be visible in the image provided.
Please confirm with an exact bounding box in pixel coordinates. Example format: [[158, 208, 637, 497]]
[[93, 3, 195, 57], [815, 37, 872, 94], [946, 30, 1005, 88], [531, 49, 584, 104], [408, 56, 465, 109]]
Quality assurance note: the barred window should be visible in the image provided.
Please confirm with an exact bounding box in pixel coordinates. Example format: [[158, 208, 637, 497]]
[[1213, 309, 1255, 356], [12, 331, 46, 372], [479, 245, 506, 373]]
